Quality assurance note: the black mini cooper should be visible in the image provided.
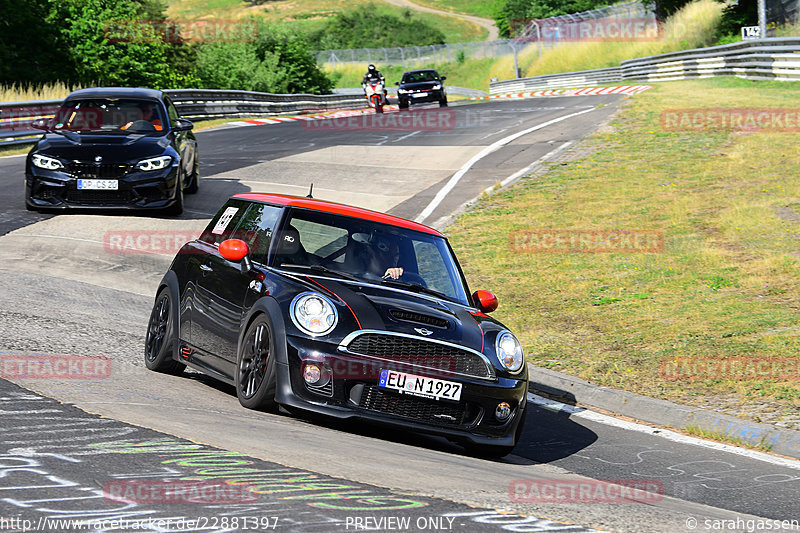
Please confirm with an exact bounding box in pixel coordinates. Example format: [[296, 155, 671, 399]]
[[145, 193, 527, 456], [25, 87, 198, 215]]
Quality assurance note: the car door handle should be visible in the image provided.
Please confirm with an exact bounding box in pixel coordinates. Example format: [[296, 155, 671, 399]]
[[200, 264, 213, 272]]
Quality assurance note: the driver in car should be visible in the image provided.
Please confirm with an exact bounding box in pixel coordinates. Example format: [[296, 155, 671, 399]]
[[371, 235, 403, 280], [121, 103, 162, 131]]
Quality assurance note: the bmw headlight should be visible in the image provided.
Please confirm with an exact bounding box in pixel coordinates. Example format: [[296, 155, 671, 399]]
[[136, 155, 172, 171], [31, 153, 63, 170], [290, 293, 338, 336], [496, 331, 524, 373]]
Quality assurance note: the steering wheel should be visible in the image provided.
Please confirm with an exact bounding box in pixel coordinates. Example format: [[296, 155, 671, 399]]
[[123, 120, 156, 132]]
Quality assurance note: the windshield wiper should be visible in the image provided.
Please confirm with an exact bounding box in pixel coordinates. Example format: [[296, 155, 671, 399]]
[[380, 278, 450, 301], [279, 263, 361, 283], [44, 128, 80, 142]]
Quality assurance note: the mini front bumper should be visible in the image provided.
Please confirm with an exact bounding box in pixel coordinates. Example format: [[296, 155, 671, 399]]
[[25, 166, 180, 210], [274, 335, 528, 446]]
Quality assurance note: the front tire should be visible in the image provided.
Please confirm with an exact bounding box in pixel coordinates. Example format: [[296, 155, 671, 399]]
[[165, 174, 184, 216], [144, 288, 185, 375], [184, 155, 199, 194], [439, 98, 448, 107], [236, 316, 278, 410]]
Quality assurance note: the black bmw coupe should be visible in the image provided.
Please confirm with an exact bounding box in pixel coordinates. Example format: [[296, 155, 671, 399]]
[[25, 87, 198, 215], [145, 193, 528, 456]]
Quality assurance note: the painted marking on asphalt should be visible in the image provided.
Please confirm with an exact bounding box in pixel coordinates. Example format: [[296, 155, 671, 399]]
[[528, 393, 800, 470], [415, 107, 596, 223], [485, 140, 575, 194], [0, 153, 27, 159]]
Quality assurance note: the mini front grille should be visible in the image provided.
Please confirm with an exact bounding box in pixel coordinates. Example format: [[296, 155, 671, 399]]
[[358, 385, 480, 428], [69, 162, 130, 179], [390, 310, 449, 329], [66, 190, 132, 205], [344, 333, 492, 379]]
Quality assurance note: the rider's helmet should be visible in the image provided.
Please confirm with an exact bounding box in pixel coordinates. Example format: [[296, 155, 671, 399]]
[[368, 64, 376, 73]]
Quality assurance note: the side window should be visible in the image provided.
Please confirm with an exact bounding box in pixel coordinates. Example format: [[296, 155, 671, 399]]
[[230, 204, 282, 263], [290, 218, 348, 261], [414, 241, 455, 297], [164, 98, 179, 122], [199, 199, 248, 246]]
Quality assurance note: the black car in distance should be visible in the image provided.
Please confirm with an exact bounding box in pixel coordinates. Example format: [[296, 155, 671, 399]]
[[145, 193, 528, 456], [396, 69, 448, 109], [25, 87, 198, 215]]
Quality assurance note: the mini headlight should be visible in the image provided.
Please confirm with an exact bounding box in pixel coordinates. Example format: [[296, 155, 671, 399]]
[[136, 155, 172, 171], [496, 331, 524, 373], [31, 154, 63, 170], [290, 293, 338, 336]]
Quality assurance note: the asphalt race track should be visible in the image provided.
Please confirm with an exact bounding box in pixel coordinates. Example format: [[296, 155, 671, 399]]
[[1, 98, 798, 533]]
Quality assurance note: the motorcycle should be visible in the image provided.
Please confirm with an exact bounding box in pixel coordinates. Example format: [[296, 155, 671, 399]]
[[364, 80, 386, 114]]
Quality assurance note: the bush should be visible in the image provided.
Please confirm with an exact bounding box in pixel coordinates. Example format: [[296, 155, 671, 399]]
[[307, 3, 446, 49]]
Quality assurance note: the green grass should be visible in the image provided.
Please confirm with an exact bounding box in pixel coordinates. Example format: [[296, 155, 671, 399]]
[[684, 424, 774, 452], [446, 78, 800, 424], [406, 0, 499, 20], [165, 0, 486, 43], [326, 57, 496, 91]]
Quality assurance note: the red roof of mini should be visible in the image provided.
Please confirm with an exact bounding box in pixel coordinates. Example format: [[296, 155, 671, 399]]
[[233, 193, 443, 236]]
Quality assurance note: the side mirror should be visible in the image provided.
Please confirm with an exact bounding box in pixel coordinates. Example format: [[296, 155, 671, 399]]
[[440, 76, 447, 81], [395, 82, 400, 86], [172, 118, 194, 132], [31, 118, 50, 131], [219, 239, 249, 262], [472, 290, 498, 313]]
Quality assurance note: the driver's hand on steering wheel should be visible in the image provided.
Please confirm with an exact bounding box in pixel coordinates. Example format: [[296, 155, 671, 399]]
[[383, 267, 403, 280]]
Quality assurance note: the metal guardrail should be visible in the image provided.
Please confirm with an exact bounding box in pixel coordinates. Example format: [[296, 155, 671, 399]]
[[490, 67, 622, 93], [489, 38, 800, 94], [0, 89, 367, 147]]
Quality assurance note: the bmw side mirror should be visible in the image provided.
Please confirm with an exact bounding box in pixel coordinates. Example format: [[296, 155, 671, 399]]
[[219, 239, 252, 273], [472, 290, 498, 313], [31, 118, 50, 130], [172, 118, 194, 132]]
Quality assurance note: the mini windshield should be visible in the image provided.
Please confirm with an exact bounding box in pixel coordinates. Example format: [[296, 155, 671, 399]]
[[271, 208, 470, 306], [401, 71, 440, 83], [51, 99, 166, 135]]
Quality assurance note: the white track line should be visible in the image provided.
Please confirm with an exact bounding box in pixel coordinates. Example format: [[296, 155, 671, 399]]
[[528, 393, 800, 470], [414, 107, 596, 223]]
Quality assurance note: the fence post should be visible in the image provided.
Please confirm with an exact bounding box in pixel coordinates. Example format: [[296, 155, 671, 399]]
[[399, 47, 405, 68]]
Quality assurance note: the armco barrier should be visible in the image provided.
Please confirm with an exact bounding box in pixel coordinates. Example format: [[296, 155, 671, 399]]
[[490, 37, 800, 94], [0, 89, 367, 147]]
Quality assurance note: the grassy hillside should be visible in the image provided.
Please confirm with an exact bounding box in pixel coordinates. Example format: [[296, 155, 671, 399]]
[[407, 0, 499, 19], [448, 77, 800, 428], [326, 0, 724, 90], [165, 0, 487, 42]]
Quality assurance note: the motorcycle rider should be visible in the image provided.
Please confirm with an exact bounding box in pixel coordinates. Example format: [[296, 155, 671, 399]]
[[361, 64, 387, 104]]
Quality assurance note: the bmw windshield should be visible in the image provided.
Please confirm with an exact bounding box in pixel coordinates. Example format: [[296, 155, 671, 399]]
[[49, 98, 166, 135], [271, 208, 471, 306]]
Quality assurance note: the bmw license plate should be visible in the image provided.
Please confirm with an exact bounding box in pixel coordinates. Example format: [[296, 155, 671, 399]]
[[78, 179, 118, 190], [379, 369, 462, 401]]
